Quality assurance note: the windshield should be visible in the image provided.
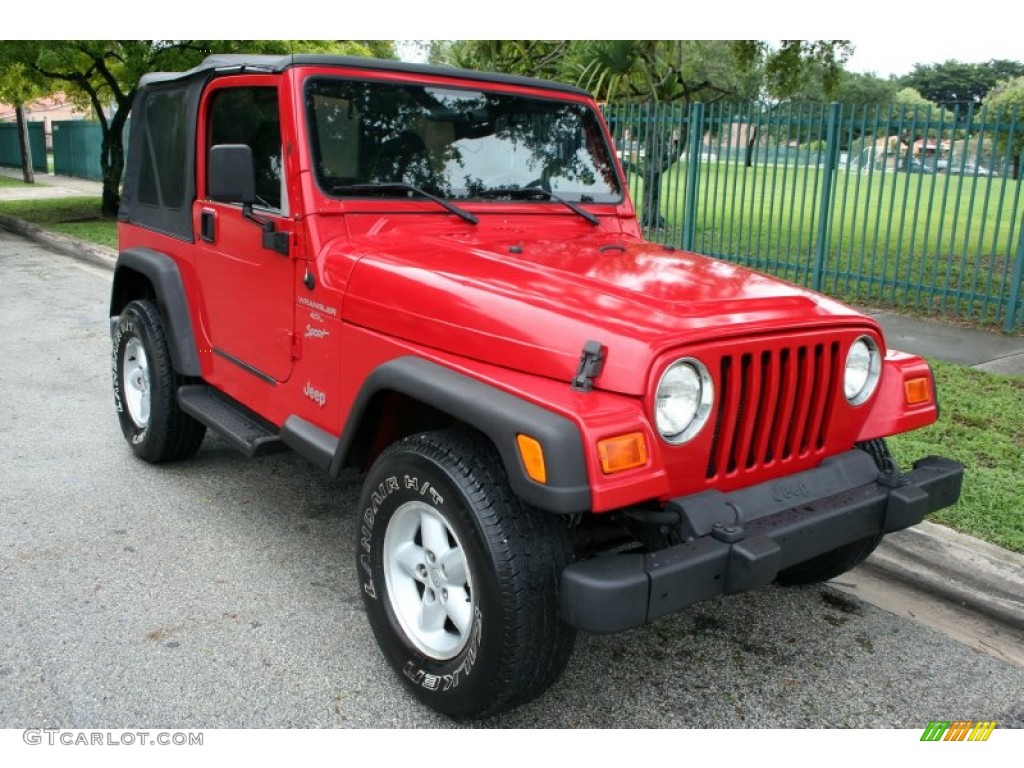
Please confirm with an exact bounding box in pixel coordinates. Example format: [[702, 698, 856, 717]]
[[304, 77, 623, 204]]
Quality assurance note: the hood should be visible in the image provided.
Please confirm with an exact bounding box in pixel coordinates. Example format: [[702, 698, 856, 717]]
[[333, 222, 871, 396]]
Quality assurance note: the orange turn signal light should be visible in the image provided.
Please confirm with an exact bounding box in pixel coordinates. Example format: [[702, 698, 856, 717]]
[[904, 377, 932, 405], [598, 432, 649, 474], [516, 434, 547, 484]]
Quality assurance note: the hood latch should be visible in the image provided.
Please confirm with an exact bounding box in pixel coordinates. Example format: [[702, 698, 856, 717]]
[[571, 340, 606, 392]]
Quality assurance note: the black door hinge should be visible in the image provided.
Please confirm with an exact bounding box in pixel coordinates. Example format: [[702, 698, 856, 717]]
[[571, 340, 606, 392], [261, 224, 290, 256]]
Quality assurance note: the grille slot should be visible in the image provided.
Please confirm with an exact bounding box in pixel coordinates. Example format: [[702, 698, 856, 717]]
[[707, 341, 840, 479]]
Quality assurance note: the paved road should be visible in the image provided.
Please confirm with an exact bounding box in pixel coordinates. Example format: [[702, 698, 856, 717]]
[[1, 230, 1022, 728]]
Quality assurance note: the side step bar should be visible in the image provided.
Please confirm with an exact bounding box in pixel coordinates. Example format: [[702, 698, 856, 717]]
[[178, 385, 285, 458]]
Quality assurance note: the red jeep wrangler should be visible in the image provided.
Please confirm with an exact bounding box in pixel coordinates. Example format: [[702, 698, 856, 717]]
[[110, 54, 963, 717]]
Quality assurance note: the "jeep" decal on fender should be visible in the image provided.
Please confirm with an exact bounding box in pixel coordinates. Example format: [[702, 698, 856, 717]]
[[303, 381, 327, 407]]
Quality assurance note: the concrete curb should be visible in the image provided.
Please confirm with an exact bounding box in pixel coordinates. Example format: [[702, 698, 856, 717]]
[[863, 520, 1024, 631], [0, 212, 116, 272]]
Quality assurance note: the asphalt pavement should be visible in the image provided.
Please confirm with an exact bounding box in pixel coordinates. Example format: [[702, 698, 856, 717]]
[[1, 168, 1022, 672]]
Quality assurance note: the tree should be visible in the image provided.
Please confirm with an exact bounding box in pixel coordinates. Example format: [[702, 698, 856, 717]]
[[0, 40, 396, 216], [435, 40, 570, 82], [984, 76, 1024, 179], [733, 40, 853, 102], [574, 40, 763, 104], [431, 39, 771, 104], [900, 59, 1024, 110], [790, 69, 899, 108], [0, 62, 51, 183], [728, 41, 854, 162]]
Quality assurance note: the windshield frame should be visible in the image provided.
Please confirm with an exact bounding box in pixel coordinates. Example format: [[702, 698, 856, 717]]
[[301, 73, 626, 208]]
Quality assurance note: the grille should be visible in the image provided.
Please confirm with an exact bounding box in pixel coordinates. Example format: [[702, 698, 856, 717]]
[[706, 341, 841, 479]]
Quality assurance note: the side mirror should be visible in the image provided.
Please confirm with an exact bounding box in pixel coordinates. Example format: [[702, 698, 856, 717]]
[[208, 144, 256, 204]]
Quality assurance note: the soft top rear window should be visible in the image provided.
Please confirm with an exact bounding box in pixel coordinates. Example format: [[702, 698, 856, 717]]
[[138, 89, 187, 210]]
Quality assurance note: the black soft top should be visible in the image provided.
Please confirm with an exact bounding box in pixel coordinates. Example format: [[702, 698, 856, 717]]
[[140, 54, 590, 97]]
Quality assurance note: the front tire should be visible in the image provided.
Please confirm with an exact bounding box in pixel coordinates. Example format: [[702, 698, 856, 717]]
[[112, 299, 205, 463], [357, 429, 576, 718]]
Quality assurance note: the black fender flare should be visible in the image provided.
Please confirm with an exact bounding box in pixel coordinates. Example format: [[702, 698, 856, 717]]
[[110, 247, 201, 376], [282, 357, 593, 514]]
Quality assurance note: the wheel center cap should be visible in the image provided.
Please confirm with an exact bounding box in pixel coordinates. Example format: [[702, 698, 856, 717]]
[[427, 565, 443, 589]]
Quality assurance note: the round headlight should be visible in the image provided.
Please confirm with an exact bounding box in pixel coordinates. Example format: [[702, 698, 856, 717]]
[[655, 358, 714, 444], [845, 336, 881, 405]]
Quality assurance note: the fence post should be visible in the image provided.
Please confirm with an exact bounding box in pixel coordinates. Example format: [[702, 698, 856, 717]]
[[812, 102, 841, 292], [1005, 216, 1024, 332], [682, 101, 704, 252]]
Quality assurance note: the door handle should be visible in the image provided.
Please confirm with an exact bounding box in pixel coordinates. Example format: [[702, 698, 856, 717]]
[[200, 209, 216, 242]]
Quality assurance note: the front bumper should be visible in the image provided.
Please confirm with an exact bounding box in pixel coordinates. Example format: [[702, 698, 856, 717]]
[[561, 450, 963, 633]]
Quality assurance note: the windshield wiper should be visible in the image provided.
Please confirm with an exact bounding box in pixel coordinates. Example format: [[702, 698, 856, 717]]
[[330, 182, 478, 225], [478, 186, 600, 226]]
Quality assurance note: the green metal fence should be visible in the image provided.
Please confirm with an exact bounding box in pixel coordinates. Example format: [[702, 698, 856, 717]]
[[51, 120, 103, 180], [0, 121, 47, 173], [604, 102, 1024, 332]]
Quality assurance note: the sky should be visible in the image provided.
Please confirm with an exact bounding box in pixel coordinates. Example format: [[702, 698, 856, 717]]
[[843, 39, 1023, 79]]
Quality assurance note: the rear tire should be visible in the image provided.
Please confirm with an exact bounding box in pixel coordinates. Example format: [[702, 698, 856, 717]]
[[356, 429, 576, 718], [775, 439, 893, 586], [112, 300, 205, 462]]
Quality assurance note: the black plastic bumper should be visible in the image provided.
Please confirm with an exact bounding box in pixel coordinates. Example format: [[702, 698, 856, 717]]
[[561, 451, 964, 633]]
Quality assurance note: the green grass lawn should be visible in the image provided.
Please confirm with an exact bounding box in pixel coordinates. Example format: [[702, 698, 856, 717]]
[[0, 195, 116, 248], [889, 359, 1024, 553], [0, 173, 31, 187]]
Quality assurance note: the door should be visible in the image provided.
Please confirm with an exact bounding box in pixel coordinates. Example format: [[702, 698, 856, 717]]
[[194, 79, 296, 384]]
